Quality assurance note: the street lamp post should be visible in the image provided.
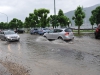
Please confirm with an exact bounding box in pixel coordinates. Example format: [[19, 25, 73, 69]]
[[54, 0, 56, 15], [0, 12, 8, 23]]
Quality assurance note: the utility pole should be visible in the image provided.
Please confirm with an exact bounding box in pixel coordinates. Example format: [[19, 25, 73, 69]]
[[54, 0, 56, 15], [0, 12, 8, 23]]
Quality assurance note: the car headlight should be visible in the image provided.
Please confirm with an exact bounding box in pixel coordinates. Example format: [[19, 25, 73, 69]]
[[6, 36, 10, 39]]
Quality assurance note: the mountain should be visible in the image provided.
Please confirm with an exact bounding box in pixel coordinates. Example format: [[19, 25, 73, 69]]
[[64, 4, 100, 26]]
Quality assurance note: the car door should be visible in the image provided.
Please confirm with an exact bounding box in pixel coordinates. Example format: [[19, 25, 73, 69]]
[[45, 30, 54, 39], [52, 29, 60, 39]]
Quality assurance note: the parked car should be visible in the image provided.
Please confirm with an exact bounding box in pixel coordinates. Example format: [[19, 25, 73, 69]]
[[0, 30, 20, 42], [94, 24, 100, 39], [15, 29, 25, 33], [30, 28, 39, 34], [38, 28, 50, 35], [43, 28, 74, 41]]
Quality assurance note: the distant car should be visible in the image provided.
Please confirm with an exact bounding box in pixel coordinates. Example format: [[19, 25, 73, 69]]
[[94, 24, 100, 39], [43, 28, 74, 41], [30, 28, 39, 34], [15, 29, 25, 33], [0, 30, 20, 42], [38, 28, 50, 35]]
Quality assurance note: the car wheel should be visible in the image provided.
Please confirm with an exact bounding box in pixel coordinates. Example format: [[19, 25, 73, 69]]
[[34, 32, 37, 34], [58, 37, 63, 40], [95, 33, 98, 39], [95, 35, 98, 39], [17, 39, 20, 42], [44, 36, 47, 38]]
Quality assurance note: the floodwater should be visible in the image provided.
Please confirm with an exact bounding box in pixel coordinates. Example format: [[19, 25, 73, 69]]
[[0, 33, 100, 75]]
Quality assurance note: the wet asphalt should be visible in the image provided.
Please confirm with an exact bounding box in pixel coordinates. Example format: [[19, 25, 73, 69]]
[[0, 33, 100, 75]]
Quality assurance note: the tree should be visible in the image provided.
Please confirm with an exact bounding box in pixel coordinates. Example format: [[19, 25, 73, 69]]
[[91, 6, 100, 26], [67, 18, 71, 28], [24, 8, 50, 28], [72, 6, 85, 34], [24, 17, 30, 28], [28, 13, 38, 28], [50, 15, 58, 28], [9, 18, 23, 30], [37, 8, 50, 28], [58, 9, 69, 28], [89, 16, 95, 30], [0, 22, 8, 29]]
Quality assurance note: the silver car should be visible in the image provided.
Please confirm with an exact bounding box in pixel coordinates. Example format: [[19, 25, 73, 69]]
[[43, 28, 74, 41], [0, 30, 20, 42]]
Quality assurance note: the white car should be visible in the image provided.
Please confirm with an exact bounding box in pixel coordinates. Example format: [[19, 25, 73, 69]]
[[43, 28, 74, 41], [0, 30, 20, 42]]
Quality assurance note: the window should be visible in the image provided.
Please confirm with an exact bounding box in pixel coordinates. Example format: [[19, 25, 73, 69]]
[[54, 29, 62, 33], [65, 28, 72, 32]]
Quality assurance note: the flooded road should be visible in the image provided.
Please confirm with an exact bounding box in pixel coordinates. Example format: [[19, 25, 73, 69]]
[[0, 33, 100, 75]]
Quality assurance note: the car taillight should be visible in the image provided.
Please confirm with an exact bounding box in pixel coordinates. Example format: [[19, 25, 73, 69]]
[[65, 32, 69, 36], [96, 28, 99, 32]]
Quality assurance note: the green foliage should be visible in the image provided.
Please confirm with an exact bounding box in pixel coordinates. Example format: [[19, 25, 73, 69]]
[[9, 18, 23, 29], [24, 17, 30, 28], [89, 16, 94, 25], [58, 9, 64, 16], [91, 6, 100, 25], [0, 22, 9, 29], [24, 8, 50, 28], [89, 15, 95, 30], [58, 9, 70, 28], [50, 15, 58, 28], [72, 6, 85, 34], [37, 8, 50, 28]]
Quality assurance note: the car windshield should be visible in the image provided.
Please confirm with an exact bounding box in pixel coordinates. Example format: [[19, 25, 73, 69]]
[[65, 28, 72, 32], [4, 31, 15, 35]]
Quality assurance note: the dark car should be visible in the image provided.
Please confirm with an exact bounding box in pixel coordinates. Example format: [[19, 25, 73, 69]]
[[30, 28, 39, 34], [94, 24, 100, 39], [15, 29, 25, 33]]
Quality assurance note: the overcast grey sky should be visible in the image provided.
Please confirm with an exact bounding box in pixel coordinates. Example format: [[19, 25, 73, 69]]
[[0, 0, 100, 22]]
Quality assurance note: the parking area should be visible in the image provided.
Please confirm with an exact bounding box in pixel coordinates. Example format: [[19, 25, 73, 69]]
[[0, 33, 100, 75]]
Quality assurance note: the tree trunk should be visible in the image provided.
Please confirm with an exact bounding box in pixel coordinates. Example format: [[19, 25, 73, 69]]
[[92, 25, 93, 31], [78, 26, 80, 35], [68, 24, 69, 28]]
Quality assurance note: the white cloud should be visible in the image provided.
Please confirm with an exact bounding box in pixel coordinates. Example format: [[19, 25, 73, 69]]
[[0, 0, 100, 22]]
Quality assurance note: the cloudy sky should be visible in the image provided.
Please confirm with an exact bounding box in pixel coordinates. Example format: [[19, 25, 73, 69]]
[[0, 0, 100, 22]]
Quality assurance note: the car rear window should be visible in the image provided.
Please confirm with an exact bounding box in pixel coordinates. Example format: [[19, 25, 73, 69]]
[[65, 29, 72, 32]]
